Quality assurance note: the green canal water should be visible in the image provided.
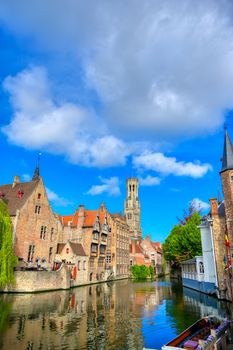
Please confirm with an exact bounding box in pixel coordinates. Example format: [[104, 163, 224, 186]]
[[0, 279, 232, 350]]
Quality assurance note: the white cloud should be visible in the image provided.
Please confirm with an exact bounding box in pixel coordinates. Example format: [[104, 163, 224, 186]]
[[22, 173, 31, 182], [139, 175, 161, 186], [2, 66, 129, 168], [0, 1, 232, 137], [46, 187, 73, 207], [86, 176, 121, 196], [191, 198, 210, 212], [133, 152, 212, 178]]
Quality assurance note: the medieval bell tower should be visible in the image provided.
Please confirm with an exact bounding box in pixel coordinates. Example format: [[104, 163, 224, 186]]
[[124, 178, 142, 240]]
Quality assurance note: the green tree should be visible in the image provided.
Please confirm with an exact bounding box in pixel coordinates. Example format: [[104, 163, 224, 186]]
[[131, 265, 152, 280], [0, 201, 18, 288], [163, 211, 202, 266]]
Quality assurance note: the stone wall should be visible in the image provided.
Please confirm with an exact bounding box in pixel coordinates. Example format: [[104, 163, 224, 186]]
[[2, 265, 70, 293]]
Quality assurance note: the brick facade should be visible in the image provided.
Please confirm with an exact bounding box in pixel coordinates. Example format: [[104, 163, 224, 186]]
[[0, 176, 61, 269], [60, 203, 111, 282], [108, 213, 130, 276]]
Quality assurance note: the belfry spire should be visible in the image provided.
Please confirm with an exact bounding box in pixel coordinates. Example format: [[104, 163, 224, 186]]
[[220, 130, 233, 173], [32, 153, 41, 181]]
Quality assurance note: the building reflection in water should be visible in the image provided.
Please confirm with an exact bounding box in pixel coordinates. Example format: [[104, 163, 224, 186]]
[[0, 280, 232, 350]]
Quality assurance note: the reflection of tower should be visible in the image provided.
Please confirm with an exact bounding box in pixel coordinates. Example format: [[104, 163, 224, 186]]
[[124, 178, 142, 240]]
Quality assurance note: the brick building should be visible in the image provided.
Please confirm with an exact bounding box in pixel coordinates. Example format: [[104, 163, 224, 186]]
[[59, 203, 111, 282], [140, 236, 163, 274], [108, 213, 130, 277], [56, 241, 88, 286], [129, 240, 151, 267], [0, 168, 61, 269], [199, 130, 233, 301]]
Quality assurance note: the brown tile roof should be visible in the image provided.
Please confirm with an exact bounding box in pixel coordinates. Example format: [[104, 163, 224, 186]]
[[57, 243, 66, 254], [69, 242, 87, 256], [57, 242, 87, 256], [0, 180, 39, 216]]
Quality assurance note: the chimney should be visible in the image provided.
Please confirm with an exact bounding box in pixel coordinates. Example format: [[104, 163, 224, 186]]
[[78, 205, 85, 227], [209, 198, 218, 216], [12, 175, 20, 188], [131, 240, 136, 254]]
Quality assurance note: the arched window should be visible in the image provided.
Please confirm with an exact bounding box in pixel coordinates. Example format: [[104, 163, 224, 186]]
[[83, 261, 86, 270], [78, 261, 81, 270], [199, 262, 204, 273]]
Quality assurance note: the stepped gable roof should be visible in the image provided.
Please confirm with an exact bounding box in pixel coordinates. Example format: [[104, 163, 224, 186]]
[[57, 242, 87, 256], [221, 130, 233, 173], [0, 180, 39, 216]]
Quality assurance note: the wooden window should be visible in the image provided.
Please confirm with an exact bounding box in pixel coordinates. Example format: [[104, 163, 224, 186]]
[[27, 245, 35, 262], [50, 228, 54, 241], [91, 244, 97, 253], [106, 255, 111, 263], [40, 226, 46, 240], [48, 247, 53, 263], [35, 205, 41, 214]]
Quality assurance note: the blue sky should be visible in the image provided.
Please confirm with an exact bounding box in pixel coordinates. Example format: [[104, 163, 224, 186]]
[[1, 0, 233, 243]]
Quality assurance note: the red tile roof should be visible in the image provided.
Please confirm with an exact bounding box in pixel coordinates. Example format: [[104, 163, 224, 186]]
[[59, 215, 73, 226], [60, 208, 107, 228]]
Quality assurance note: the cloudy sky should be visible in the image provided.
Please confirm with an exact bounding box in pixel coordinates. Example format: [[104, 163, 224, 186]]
[[1, 0, 233, 242]]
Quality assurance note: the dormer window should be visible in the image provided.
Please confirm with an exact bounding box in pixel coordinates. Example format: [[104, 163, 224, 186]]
[[17, 189, 24, 199], [0, 192, 5, 199]]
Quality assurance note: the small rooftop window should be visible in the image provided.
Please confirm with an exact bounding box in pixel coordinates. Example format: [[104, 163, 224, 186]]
[[17, 189, 24, 199]]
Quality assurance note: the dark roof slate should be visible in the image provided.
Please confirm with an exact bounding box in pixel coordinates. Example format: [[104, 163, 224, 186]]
[[221, 130, 233, 173], [0, 180, 39, 215]]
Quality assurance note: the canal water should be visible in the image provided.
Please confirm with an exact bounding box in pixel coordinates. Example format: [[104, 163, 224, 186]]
[[0, 279, 232, 350]]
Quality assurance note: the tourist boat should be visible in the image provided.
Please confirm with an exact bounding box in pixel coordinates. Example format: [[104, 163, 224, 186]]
[[161, 316, 231, 350]]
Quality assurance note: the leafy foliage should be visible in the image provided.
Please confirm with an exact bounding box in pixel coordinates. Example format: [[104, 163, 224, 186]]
[[0, 201, 18, 288], [130, 265, 154, 280], [163, 211, 202, 266]]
